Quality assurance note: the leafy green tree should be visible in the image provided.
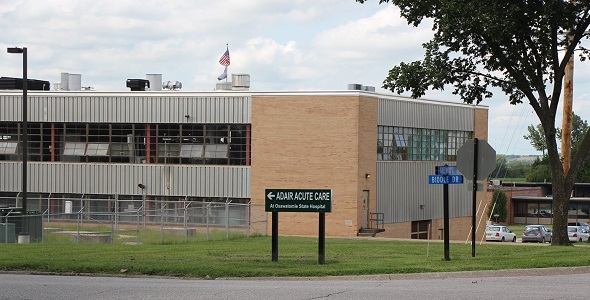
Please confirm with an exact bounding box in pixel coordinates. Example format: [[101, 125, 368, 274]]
[[525, 112, 589, 182], [487, 189, 508, 223], [523, 124, 547, 156], [526, 157, 552, 182], [356, 0, 590, 245]]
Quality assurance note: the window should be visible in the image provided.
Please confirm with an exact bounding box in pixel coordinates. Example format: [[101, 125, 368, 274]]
[[0, 121, 250, 165], [0, 141, 18, 154], [63, 142, 87, 155], [377, 126, 472, 161], [180, 144, 204, 157], [86, 143, 109, 156]]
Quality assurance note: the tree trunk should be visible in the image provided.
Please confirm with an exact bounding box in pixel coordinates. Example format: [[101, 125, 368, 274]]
[[550, 181, 571, 246], [546, 133, 572, 246]]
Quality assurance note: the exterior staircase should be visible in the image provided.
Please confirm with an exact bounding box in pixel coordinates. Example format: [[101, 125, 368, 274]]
[[357, 227, 385, 237], [357, 212, 385, 237]]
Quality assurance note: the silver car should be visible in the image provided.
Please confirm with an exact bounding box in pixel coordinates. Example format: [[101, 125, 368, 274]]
[[567, 226, 590, 243], [521, 225, 552, 243]]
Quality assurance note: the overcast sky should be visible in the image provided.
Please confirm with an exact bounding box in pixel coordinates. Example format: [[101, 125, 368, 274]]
[[2, 0, 590, 156]]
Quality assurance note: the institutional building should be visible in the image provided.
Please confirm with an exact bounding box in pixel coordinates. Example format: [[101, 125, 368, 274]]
[[0, 75, 490, 240]]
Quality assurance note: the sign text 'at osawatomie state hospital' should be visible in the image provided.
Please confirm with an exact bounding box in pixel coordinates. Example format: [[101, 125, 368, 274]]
[[265, 189, 332, 213]]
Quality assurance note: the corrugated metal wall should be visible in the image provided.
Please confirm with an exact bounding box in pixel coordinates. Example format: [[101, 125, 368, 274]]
[[378, 97, 475, 130], [0, 162, 250, 198], [377, 161, 471, 223], [0, 93, 251, 124]]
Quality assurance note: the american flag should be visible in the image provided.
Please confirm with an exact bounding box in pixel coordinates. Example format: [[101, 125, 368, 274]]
[[219, 48, 230, 66]]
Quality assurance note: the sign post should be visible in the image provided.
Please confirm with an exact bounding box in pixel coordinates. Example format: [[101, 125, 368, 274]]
[[265, 189, 332, 264], [457, 139, 496, 257], [429, 165, 463, 261]]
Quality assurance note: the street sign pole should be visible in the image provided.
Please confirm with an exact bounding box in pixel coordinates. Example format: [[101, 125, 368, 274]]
[[471, 138, 479, 257], [433, 164, 458, 261], [319, 212, 325, 265], [443, 182, 450, 261], [272, 212, 278, 262]]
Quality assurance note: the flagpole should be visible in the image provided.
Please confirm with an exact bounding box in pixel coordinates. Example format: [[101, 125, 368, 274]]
[[225, 44, 229, 82]]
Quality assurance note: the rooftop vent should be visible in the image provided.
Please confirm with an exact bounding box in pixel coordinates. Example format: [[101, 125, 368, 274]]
[[347, 83, 375, 92], [0, 77, 50, 90], [126, 79, 150, 91], [347, 83, 362, 90], [162, 81, 182, 90]]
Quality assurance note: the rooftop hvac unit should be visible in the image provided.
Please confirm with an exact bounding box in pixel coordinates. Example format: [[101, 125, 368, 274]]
[[0, 77, 50, 90], [162, 81, 182, 90], [146, 74, 162, 91], [68, 73, 81, 91], [362, 86, 375, 92], [126, 79, 150, 91], [347, 83, 362, 90], [232, 74, 250, 90], [60, 72, 69, 91], [215, 82, 232, 91]]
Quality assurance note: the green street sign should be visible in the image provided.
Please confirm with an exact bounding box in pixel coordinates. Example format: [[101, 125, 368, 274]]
[[265, 189, 332, 213]]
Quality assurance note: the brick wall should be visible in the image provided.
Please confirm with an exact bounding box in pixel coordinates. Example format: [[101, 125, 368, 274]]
[[250, 94, 377, 237]]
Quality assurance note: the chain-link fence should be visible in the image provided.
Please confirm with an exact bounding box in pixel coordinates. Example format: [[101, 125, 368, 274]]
[[0, 196, 267, 244]]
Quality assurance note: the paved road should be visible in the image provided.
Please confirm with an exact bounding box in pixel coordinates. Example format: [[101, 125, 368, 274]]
[[1, 267, 588, 300]]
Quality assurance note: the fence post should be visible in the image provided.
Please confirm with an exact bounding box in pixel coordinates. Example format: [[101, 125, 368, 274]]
[[136, 208, 141, 244], [160, 203, 165, 244], [225, 202, 229, 239], [184, 202, 188, 243], [206, 204, 210, 241], [76, 209, 81, 244], [110, 212, 115, 244], [246, 202, 250, 237], [114, 194, 119, 231]]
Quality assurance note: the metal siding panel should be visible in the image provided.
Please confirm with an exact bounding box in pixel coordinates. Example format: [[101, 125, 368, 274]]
[[3, 93, 252, 124], [378, 98, 475, 131], [377, 161, 470, 223]]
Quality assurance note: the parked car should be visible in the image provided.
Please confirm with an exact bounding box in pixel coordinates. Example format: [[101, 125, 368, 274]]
[[567, 226, 590, 243], [521, 225, 552, 243], [568, 222, 590, 232], [486, 225, 516, 242]]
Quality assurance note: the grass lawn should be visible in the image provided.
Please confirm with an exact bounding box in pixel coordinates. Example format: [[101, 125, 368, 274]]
[[1, 233, 589, 279]]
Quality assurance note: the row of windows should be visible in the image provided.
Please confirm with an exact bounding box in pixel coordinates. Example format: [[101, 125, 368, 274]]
[[377, 126, 473, 161], [0, 122, 250, 165], [514, 201, 590, 219]]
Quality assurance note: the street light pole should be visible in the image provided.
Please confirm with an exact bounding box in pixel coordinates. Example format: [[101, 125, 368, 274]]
[[7, 46, 28, 238]]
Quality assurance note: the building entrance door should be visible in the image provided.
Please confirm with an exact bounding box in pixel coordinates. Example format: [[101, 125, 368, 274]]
[[362, 190, 369, 228]]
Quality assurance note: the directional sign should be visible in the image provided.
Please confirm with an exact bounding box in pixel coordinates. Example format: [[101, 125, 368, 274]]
[[428, 175, 464, 184], [457, 139, 496, 180], [435, 165, 458, 175], [265, 189, 332, 213]]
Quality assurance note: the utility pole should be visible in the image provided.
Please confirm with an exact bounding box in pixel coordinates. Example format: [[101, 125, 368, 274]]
[[562, 45, 573, 175]]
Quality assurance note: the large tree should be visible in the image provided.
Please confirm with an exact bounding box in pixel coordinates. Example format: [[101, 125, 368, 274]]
[[523, 124, 547, 156], [525, 112, 590, 182], [357, 0, 590, 245]]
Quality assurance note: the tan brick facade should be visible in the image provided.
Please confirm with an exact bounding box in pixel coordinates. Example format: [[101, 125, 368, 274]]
[[251, 94, 377, 237]]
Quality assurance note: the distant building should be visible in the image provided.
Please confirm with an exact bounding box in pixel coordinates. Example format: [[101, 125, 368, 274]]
[[489, 182, 590, 225]]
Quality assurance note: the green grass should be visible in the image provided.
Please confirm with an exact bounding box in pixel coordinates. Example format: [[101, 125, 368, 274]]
[[1, 234, 589, 279]]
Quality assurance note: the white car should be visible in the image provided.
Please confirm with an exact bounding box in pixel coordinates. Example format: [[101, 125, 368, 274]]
[[567, 226, 590, 243], [486, 225, 517, 242]]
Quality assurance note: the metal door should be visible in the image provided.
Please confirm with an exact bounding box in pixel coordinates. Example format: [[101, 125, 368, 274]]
[[362, 190, 369, 228]]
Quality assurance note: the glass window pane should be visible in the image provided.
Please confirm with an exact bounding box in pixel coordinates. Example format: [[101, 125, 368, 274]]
[[0, 142, 18, 154], [63, 142, 86, 155], [204, 144, 228, 158]]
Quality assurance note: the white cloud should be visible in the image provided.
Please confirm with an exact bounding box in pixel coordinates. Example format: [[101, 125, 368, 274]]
[[1, 0, 589, 155]]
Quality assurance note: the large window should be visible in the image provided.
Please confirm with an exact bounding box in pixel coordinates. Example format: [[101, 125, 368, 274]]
[[0, 122, 250, 166], [377, 126, 472, 161]]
